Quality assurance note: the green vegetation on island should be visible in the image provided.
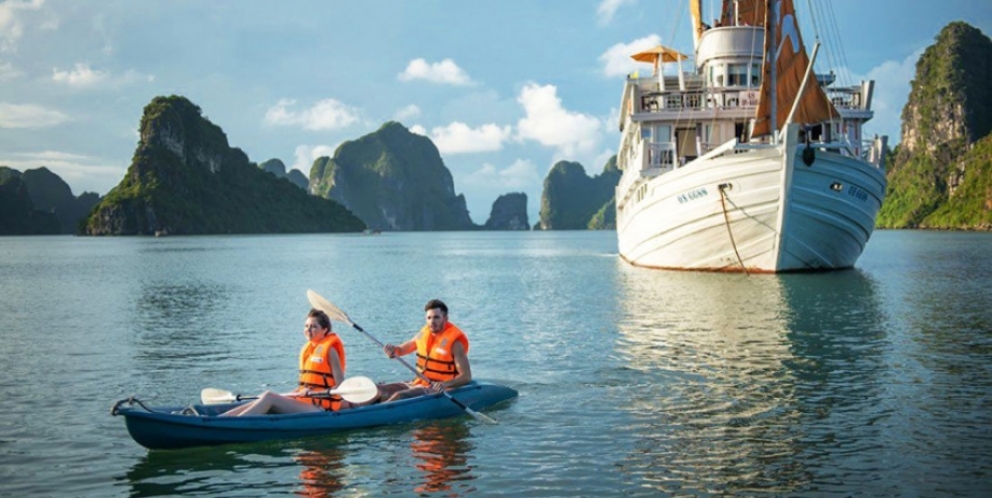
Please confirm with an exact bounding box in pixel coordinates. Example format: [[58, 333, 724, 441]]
[[84, 95, 364, 235], [877, 21, 992, 229], [537, 156, 619, 230], [484, 192, 529, 230], [0, 166, 99, 235], [309, 121, 477, 231]]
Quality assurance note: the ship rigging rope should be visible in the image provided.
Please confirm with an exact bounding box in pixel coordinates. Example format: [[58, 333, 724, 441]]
[[718, 184, 750, 275], [806, 0, 853, 88]]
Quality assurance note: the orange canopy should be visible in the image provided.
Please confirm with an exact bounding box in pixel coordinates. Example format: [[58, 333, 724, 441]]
[[630, 45, 689, 65]]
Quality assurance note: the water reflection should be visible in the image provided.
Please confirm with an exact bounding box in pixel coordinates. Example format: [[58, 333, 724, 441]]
[[294, 442, 348, 497], [121, 437, 349, 497], [410, 422, 476, 495], [612, 264, 888, 495], [779, 271, 888, 386], [612, 265, 802, 495]]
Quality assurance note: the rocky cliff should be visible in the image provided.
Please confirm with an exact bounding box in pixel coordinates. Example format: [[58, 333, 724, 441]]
[[0, 167, 61, 235], [84, 95, 364, 235], [484, 192, 529, 230], [877, 22, 992, 229], [260, 158, 308, 190], [19, 167, 100, 233], [309, 121, 477, 231], [537, 156, 619, 230]]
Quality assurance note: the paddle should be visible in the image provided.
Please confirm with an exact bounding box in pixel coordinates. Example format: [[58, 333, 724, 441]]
[[306, 289, 498, 424], [201, 375, 379, 405]]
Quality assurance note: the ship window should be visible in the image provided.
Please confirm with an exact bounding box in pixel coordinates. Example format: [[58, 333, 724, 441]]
[[751, 64, 761, 86], [655, 125, 671, 142], [728, 64, 747, 86]]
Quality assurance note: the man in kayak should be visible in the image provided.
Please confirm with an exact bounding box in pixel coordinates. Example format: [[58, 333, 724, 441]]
[[222, 309, 348, 416], [379, 299, 472, 402]]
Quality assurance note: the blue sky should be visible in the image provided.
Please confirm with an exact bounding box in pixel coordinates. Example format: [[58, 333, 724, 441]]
[[2, 0, 990, 224]]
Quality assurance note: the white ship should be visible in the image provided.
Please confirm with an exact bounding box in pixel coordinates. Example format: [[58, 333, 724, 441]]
[[615, 0, 887, 273]]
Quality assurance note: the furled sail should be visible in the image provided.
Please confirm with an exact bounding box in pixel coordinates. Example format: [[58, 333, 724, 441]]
[[690, 0, 704, 49], [752, 0, 838, 137], [719, 0, 766, 27]]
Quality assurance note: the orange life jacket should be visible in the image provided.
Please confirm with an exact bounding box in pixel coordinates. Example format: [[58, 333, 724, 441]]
[[297, 333, 346, 410], [414, 322, 469, 386]]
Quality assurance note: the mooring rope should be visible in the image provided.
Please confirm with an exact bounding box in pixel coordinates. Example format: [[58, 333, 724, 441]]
[[718, 184, 749, 275]]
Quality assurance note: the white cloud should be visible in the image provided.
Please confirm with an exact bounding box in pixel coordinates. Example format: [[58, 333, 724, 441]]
[[600, 34, 662, 77], [291, 144, 338, 175], [51, 63, 154, 88], [52, 63, 107, 86], [516, 83, 603, 159], [398, 58, 472, 85], [0, 102, 68, 128], [0, 150, 123, 195], [409, 124, 427, 136], [861, 49, 922, 144], [0, 0, 44, 53], [393, 104, 421, 122], [264, 99, 360, 131], [597, 0, 637, 25], [464, 159, 541, 190], [0, 60, 23, 80], [425, 122, 512, 154]]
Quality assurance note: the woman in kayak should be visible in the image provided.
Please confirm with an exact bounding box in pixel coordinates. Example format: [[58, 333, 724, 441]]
[[222, 309, 349, 416], [378, 299, 472, 402]]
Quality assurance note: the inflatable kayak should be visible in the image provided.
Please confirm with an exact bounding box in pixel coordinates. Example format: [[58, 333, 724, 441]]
[[112, 381, 517, 450]]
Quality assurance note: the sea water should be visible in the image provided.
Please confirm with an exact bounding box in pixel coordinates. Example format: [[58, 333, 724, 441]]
[[1, 230, 990, 496]]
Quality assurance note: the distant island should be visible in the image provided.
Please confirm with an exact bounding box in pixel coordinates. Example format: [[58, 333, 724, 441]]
[[83, 95, 365, 235], [309, 121, 479, 231], [0, 166, 100, 235], [537, 157, 619, 230]]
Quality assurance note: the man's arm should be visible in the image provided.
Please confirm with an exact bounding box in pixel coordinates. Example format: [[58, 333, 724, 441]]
[[442, 340, 472, 389], [384, 335, 417, 358]]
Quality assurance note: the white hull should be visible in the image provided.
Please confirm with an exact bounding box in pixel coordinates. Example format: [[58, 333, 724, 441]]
[[616, 126, 886, 273]]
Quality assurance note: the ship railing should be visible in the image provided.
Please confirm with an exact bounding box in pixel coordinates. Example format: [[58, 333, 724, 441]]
[[640, 88, 759, 112], [645, 141, 677, 170], [865, 135, 888, 170], [617, 140, 677, 203], [825, 88, 863, 110]]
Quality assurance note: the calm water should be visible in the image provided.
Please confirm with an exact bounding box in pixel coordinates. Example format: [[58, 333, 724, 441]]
[[1, 230, 990, 497]]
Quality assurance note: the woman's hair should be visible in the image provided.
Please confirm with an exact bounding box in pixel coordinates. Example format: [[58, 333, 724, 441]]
[[308, 309, 332, 331]]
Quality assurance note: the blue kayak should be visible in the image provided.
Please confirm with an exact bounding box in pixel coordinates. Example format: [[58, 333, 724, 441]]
[[112, 381, 517, 450]]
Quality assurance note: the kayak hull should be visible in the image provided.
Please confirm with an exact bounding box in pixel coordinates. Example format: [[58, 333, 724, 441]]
[[114, 381, 517, 450]]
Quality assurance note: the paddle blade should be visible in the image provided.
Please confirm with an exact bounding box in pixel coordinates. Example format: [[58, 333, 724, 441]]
[[201, 388, 236, 404], [333, 376, 379, 404], [307, 289, 353, 326]]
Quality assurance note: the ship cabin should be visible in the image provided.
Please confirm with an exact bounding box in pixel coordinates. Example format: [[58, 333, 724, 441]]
[[617, 23, 879, 176]]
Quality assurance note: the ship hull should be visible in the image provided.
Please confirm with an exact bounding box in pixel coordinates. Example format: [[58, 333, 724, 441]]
[[616, 126, 885, 273]]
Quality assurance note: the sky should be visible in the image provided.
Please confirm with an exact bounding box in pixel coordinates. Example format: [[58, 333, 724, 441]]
[[2, 0, 990, 225]]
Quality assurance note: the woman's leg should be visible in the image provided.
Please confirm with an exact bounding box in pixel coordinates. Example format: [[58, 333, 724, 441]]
[[386, 386, 429, 403], [375, 382, 410, 403], [221, 391, 322, 416]]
